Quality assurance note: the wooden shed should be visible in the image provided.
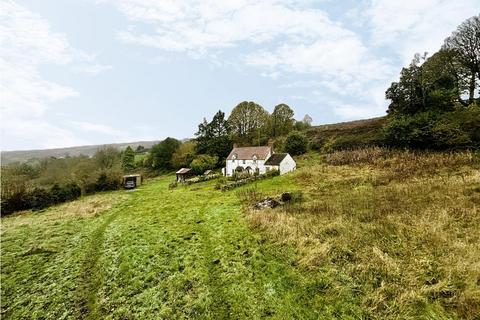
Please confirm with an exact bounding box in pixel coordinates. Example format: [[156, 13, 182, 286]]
[[176, 168, 192, 182], [122, 174, 142, 189]]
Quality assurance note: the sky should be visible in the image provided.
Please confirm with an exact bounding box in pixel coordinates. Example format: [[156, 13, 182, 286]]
[[0, 0, 478, 151]]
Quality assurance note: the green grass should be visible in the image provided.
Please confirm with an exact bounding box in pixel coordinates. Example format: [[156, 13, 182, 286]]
[[1, 174, 360, 319], [2, 149, 479, 319]]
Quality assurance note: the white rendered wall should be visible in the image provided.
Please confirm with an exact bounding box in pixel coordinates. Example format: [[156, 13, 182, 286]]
[[279, 154, 296, 174], [225, 159, 268, 176]]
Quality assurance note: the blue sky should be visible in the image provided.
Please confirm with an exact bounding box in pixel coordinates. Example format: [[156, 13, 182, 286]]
[[1, 0, 478, 151]]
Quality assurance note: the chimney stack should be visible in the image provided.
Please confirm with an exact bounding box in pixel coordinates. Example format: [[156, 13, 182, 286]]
[[233, 143, 238, 149], [267, 139, 274, 152]]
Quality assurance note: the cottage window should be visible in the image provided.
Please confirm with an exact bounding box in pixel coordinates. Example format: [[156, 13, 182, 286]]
[[242, 160, 246, 164]]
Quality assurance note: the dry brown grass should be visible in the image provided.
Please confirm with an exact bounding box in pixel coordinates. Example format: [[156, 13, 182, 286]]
[[245, 148, 480, 319], [1, 193, 128, 230]]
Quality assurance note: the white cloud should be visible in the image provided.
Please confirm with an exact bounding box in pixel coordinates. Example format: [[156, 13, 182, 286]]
[[112, 0, 347, 53], [0, 2, 109, 150], [367, 0, 479, 63], [0, 2, 80, 117], [75, 64, 113, 76]]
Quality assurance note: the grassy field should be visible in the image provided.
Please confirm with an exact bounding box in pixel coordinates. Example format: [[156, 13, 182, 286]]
[[2, 149, 479, 319]]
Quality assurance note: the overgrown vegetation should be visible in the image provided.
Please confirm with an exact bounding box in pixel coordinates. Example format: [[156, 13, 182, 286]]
[[243, 148, 480, 319]]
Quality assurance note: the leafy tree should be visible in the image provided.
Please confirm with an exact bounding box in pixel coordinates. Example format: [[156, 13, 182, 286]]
[[285, 132, 308, 155], [190, 154, 218, 175], [148, 137, 181, 170], [270, 103, 294, 137], [121, 146, 135, 172], [443, 14, 480, 105], [136, 145, 145, 153], [171, 141, 197, 168], [228, 101, 269, 145], [195, 110, 232, 164], [386, 54, 426, 115], [94, 147, 121, 170]]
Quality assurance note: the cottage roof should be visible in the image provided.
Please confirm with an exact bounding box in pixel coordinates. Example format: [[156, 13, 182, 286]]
[[227, 146, 271, 160], [264, 153, 288, 166], [176, 168, 191, 174]]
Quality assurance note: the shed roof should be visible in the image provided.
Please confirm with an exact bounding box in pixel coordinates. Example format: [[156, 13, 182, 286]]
[[176, 168, 191, 174], [264, 153, 288, 166], [227, 146, 271, 160], [123, 174, 141, 178]]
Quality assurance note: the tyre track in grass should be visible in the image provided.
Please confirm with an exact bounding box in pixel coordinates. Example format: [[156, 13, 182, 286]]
[[75, 203, 129, 319], [192, 196, 231, 318]]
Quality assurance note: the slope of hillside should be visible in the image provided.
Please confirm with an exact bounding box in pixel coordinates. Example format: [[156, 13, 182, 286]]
[[0, 141, 160, 164], [2, 148, 479, 319], [306, 117, 387, 151]]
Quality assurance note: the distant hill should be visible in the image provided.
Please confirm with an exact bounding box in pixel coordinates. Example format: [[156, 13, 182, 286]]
[[1, 141, 160, 164]]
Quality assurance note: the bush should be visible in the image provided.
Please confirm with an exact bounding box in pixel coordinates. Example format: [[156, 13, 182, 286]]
[[190, 154, 218, 175], [94, 172, 121, 192], [0, 191, 29, 216], [219, 170, 279, 191], [27, 188, 52, 210], [384, 108, 479, 149], [0, 182, 83, 216], [285, 132, 308, 155], [184, 173, 221, 185]]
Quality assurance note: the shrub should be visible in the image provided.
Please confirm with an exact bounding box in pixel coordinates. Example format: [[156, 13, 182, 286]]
[[285, 132, 308, 155], [185, 173, 221, 185], [0, 191, 29, 216], [384, 108, 480, 150], [94, 172, 121, 192], [219, 169, 279, 191], [27, 188, 52, 210], [190, 154, 218, 175]]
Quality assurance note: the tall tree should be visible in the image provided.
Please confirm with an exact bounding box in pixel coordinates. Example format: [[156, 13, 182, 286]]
[[228, 101, 269, 144], [270, 103, 294, 137], [195, 110, 232, 164], [93, 147, 121, 170], [148, 138, 181, 170], [443, 15, 480, 104], [386, 55, 424, 115], [171, 141, 196, 168], [121, 146, 135, 172]]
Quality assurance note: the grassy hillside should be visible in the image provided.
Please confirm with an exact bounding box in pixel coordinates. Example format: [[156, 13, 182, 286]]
[[2, 148, 479, 319], [0, 140, 159, 165], [306, 117, 386, 151]]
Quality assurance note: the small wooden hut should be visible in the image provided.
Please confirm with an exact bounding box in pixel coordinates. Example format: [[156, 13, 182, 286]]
[[176, 168, 192, 182]]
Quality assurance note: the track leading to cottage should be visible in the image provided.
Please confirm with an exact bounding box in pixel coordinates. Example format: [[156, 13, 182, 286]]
[[1, 175, 323, 319]]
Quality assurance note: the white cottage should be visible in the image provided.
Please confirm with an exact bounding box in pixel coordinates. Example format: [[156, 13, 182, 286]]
[[224, 145, 296, 177]]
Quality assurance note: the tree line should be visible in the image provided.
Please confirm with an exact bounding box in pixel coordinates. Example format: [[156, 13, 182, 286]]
[[140, 102, 311, 173]]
